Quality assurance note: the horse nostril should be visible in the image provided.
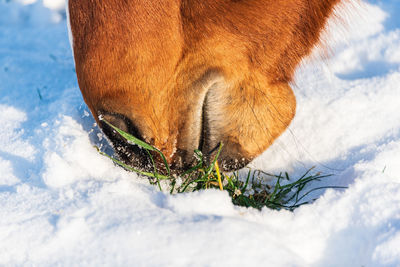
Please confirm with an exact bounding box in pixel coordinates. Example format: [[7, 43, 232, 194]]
[[198, 90, 213, 154], [197, 90, 221, 163]]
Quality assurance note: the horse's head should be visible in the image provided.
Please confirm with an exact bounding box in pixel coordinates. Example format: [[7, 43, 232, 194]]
[[68, 0, 340, 172]]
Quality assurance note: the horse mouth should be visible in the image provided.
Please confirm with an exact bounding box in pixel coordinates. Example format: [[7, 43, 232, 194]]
[[98, 115, 154, 172]]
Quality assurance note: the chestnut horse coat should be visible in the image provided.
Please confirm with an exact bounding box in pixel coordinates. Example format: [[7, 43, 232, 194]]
[[68, 0, 343, 172]]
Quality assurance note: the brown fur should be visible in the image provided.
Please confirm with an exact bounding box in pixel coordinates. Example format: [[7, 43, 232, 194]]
[[69, 0, 342, 172]]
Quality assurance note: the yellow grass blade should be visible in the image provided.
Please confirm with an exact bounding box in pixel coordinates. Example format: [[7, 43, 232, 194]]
[[215, 161, 223, 191]]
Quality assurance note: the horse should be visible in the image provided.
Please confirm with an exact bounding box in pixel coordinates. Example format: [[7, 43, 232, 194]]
[[67, 0, 343, 173]]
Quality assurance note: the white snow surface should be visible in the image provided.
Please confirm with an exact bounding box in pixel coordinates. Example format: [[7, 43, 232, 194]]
[[1, 0, 400, 266]]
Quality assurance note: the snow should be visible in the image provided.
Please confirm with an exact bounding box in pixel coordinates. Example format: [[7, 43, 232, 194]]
[[0, 104, 36, 161], [0, 0, 399, 266]]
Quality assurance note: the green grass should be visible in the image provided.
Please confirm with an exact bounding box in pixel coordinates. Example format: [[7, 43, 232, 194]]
[[99, 119, 346, 211]]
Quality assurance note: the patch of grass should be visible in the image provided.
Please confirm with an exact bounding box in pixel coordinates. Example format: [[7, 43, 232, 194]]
[[98, 119, 346, 211]]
